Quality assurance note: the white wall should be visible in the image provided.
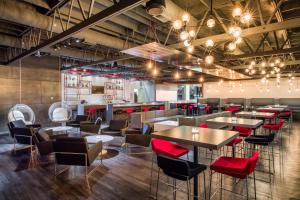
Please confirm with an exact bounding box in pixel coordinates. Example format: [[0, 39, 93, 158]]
[[203, 77, 300, 98], [156, 84, 178, 102]]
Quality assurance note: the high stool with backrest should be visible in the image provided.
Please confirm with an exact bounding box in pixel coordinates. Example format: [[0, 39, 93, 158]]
[[209, 152, 260, 200], [233, 126, 252, 157], [150, 139, 189, 197], [156, 155, 207, 200]]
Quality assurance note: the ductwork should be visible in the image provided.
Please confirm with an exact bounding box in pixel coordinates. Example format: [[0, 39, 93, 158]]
[[0, 0, 135, 50]]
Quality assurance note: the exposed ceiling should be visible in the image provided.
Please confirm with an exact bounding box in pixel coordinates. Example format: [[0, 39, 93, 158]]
[[0, 0, 299, 82]]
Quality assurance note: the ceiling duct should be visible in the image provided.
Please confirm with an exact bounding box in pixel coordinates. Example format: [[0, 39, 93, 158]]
[[146, 0, 165, 16]]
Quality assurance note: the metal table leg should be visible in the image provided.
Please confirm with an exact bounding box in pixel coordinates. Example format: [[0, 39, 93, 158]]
[[193, 146, 199, 200]]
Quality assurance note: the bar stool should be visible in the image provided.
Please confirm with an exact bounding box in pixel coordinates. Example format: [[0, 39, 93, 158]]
[[143, 107, 151, 112], [159, 105, 165, 110], [150, 139, 189, 196], [278, 111, 292, 129], [86, 107, 97, 121], [156, 155, 207, 200], [209, 152, 260, 200]]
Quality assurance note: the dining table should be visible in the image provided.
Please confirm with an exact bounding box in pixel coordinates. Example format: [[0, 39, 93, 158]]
[[151, 125, 239, 200], [206, 117, 263, 135]]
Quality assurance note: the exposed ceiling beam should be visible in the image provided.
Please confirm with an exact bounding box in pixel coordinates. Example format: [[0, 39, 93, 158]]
[[221, 47, 300, 61], [169, 17, 300, 49], [230, 60, 300, 69], [62, 55, 135, 70], [6, 0, 146, 64]]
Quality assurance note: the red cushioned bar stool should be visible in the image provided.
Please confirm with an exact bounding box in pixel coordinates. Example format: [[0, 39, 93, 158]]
[[209, 152, 260, 200], [143, 107, 151, 112], [263, 119, 285, 145], [278, 110, 292, 130], [86, 107, 97, 121], [233, 126, 252, 157], [149, 138, 189, 197]]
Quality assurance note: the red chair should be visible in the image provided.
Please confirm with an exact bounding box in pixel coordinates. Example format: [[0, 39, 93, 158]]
[[150, 139, 189, 195], [143, 107, 151, 112], [126, 108, 135, 114], [233, 126, 252, 137], [263, 119, 285, 141], [198, 123, 208, 128], [159, 105, 165, 110], [86, 107, 97, 121], [209, 152, 259, 199]]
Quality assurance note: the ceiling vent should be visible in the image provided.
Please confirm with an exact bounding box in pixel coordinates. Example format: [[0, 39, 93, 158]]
[[146, 0, 169, 22]]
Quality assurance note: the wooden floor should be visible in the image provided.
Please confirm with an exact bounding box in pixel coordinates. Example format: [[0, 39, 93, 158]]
[[0, 123, 300, 200]]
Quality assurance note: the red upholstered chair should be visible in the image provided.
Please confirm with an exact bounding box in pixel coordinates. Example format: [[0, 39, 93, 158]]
[[126, 108, 135, 113], [149, 139, 189, 195], [159, 105, 165, 110], [263, 119, 285, 143], [209, 152, 260, 199], [86, 107, 97, 121], [143, 107, 150, 112], [198, 123, 209, 128], [234, 126, 252, 137]]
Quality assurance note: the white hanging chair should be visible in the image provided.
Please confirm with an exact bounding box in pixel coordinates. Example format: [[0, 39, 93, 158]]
[[8, 104, 35, 125], [48, 102, 72, 123]]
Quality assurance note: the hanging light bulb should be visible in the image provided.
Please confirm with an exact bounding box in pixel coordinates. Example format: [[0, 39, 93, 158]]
[[174, 71, 180, 79], [182, 13, 190, 23], [230, 26, 242, 38], [261, 61, 266, 67], [227, 42, 236, 51], [245, 68, 249, 73], [289, 73, 292, 77], [189, 30, 196, 37], [205, 39, 214, 47], [199, 77, 204, 82], [271, 70, 275, 75], [250, 61, 256, 66], [266, 74, 270, 78], [187, 70, 192, 77], [279, 62, 285, 68], [275, 67, 280, 73], [147, 61, 152, 69], [261, 70, 266, 75], [275, 58, 281, 64], [153, 68, 158, 76], [270, 62, 275, 67], [207, 17, 216, 28], [187, 45, 194, 53], [241, 12, 252, 24], [173, 20, 183, 30], [183, 40, 191, 47], [232, 7, 242, 18], [180, 31, 189, 41], [235, 37, 243, 44], [251, 69, 256, 74], [205, 55, 214, 64]]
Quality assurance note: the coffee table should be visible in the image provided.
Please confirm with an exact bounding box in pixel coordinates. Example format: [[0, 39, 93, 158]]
[[86, 135, 114, 155], [43, 126, 73, 134]]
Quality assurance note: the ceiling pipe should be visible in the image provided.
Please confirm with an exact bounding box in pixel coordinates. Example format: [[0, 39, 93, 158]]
[[0, 0, 136, 50]]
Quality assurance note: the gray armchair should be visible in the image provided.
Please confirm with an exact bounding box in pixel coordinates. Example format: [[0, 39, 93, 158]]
[[80, 117, 102, 134], [123, 124, 152, 147], [53, 137, 103, 188], [101, 120, 128, 136]]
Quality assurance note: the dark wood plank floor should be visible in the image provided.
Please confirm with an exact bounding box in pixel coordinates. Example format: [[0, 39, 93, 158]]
[[1, 123, 300, 200]]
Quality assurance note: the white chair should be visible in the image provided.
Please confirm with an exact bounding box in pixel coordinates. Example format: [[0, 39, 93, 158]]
[[8, 104, 35, 125], [48, 102, 72, 123]]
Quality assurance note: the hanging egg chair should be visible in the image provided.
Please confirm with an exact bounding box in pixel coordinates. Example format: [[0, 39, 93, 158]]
[[8, 104, 35, 125], [48, 102, 72, 123]]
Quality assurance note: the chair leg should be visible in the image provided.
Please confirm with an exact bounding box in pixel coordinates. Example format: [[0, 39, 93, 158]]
[[155, 168, 161, 199], [173, 179, 176, 200], [203, 172, 207, 200], [253, 171, 257, 200], [245, 177, 249, 200], [208, 170, 213, 200], [186, 179, 191, 200], [149, 154, 155, 195], [268, 146, 272, 182], [220, 174, 223, 200]]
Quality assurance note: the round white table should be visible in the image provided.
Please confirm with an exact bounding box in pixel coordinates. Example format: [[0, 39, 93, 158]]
[[85, 135, 114, 155]]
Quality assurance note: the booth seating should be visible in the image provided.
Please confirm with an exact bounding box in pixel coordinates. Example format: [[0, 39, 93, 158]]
[[178, 111, 231, 129], [129, 108, 185, 129]]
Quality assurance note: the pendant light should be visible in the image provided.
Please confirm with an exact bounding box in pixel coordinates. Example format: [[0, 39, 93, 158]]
[[206, 0, 215, 28]]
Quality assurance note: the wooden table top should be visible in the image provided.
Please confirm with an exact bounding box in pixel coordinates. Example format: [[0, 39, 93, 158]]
[[236, 111, 274, 118], [151, 125, 239, 150], [206, 117, 263, 129]]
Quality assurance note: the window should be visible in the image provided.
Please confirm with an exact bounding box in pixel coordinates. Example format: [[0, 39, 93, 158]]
[[177, 85, 186, 101], [190, 85, 202, 100]]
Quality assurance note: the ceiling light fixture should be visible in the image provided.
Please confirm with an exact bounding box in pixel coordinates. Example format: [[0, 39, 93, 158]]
[[180, 31, 189, 40], [173, 20, 183, 30], [232, 7, 242, 18], [205, 55, 214, 64], [205, 39, 214, 47], [182, 13, 190, 23], [183, 40, 191, 47], [187, 45, 194, 53]]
